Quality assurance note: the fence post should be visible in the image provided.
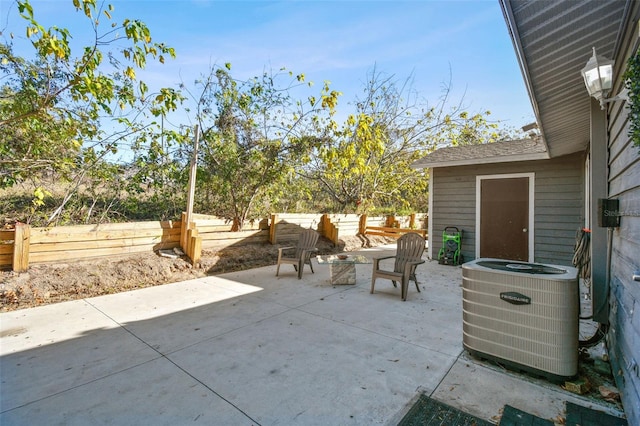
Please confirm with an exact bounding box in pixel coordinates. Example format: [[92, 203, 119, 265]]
[[180, 212, 189, 253], [385, 215, 394, 227], [332, 215, 340, 245], [187, 227, 202, 266], [269, 214, 278, 244], [320, 214, 325, 237], [180, 212, 202, 266], [359, 214, 367, 235], [409, 213, 416, 229], [13, 222, 30, 272]]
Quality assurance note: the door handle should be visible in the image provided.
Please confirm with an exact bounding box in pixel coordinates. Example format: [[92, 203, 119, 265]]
[[523, 228, 527, 233]]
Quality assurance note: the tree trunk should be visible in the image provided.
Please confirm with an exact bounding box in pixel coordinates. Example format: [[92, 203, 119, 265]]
[[231, 216, 242, 232]]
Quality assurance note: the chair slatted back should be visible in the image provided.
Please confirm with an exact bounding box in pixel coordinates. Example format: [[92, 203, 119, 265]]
[[295, 229, 319, 258], [393, 233, 425, 273]]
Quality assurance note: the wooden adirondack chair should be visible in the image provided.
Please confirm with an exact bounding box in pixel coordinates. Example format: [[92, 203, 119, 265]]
[[370, 232, 426, 301], [275, 229, 319, 279]]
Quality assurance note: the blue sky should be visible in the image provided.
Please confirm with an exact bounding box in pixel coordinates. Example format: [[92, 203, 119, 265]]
[[2, 0, 535, 130]]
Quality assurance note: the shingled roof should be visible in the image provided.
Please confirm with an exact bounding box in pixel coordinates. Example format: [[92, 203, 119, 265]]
[[411, 138, 549, 169]]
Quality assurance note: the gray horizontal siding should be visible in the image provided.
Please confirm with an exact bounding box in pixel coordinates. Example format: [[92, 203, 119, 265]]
[[606, 26, 640, 422], [431, 168, 476, 261], [430, 152, 584, 265], [533, 154, 583, 265]]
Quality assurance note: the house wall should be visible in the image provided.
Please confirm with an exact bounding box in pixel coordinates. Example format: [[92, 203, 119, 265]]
[[430, 152, 584, 266], [606, 18, 640, 424]]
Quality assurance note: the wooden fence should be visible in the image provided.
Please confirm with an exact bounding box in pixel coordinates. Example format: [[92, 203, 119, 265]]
[[1, 213, 427, 272], [1, 221, 181, 273], [360, 213, 428, 239]]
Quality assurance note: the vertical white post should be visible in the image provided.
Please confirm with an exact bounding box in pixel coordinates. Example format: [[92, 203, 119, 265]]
[[182, 125, 200, 252], [185, 125, 200, 224], [589, 98, 609, 324]]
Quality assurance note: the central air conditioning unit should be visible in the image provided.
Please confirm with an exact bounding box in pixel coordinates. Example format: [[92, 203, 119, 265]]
[[462, 258, 579, 381]]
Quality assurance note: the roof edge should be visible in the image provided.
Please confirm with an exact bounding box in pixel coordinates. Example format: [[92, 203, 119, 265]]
[[499, 0, 549, 154], [411, 151, 550, 169]]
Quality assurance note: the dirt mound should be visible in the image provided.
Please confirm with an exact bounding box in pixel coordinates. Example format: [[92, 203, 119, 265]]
[[0, 235, 393, 312]]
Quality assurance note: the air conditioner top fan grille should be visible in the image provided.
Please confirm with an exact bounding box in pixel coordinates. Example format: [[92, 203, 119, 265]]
[[475, 259, 569, 276]]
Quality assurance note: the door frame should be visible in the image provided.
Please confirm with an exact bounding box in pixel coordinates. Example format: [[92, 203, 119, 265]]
[[475, 172, 535, 262]]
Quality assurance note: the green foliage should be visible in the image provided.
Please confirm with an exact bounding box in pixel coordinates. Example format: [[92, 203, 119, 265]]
[[1, 0, 182, 224], [189, 66, 340, 228], [302, 68, 499, 214], [624, 47, 640, 151], [0, 187, 184, 226], [433, 110, 500, 147], [370, 206, 416, 216], [1, 1, 528, 226]]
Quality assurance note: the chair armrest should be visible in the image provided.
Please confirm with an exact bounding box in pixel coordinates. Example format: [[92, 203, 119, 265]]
[[372, 255, 396, 261], [277, 246, 297, 259], [402, 259, 426, 274], [373, 255, 396, 269], [301, 248, 318, 258]]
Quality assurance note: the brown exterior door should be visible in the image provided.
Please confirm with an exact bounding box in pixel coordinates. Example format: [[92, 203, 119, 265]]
[[480, 177, 529, 261]]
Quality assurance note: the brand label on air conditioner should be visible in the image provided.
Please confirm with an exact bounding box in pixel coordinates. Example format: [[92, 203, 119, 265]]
[[500, 292, 531, 305]]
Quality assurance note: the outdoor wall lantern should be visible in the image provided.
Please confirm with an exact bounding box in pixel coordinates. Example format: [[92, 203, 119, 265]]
[[581, 47, 628, 109]]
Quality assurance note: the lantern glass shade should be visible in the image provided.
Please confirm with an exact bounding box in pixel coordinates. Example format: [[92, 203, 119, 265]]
[[581, 47, 614, 101]]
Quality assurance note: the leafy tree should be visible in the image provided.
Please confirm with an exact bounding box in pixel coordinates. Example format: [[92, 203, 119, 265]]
[[0, 0, 182, 224], [301, 68, 510, 213], [187, 65, 340, 230]]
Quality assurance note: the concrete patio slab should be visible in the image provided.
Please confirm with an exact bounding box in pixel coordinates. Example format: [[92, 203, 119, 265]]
[[299, 267, 463, 358], [1, 300, 160, 411], [0, 245, 625, 425], [169, 308, 454, 425], [87, 277, 289, 354], [1, 356, 256, 426]]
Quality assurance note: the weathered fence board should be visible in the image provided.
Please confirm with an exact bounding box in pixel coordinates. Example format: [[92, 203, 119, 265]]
[[29, 235, 180, 253], [0, 229, 13, 268], [192, 214, 269, 250], [0, 229, 14, 240], [361, 214, 428, 239], [199, 229, 269, 249], [275, 214, 322, 228], [29, 244, 172, 263], [13, 223, 29, 272], [325, 214, 361, 233], [30, 221, 179, 235], [270, 213, 323, 244], [364, 226, 427, 239], [30, 227, 180, 244], [0, 244, 12, 255], [24, 223, 179, 265]]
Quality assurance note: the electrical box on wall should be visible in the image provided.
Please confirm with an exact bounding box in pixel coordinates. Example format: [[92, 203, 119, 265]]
[[598, 198, 620, 228]]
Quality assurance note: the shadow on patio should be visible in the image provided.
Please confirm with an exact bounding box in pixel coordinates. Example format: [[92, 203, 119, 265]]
[[0, 245, 625, 425]]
